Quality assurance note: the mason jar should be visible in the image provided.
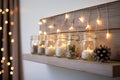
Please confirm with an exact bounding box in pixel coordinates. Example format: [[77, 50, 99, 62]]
[[45, 35, 56, 56], [31, 35, 39, 54], [81, 32, 96, 60], [55, 34, 67, 57], [66, 34, 80, 59], [38, 34, 46, 55]]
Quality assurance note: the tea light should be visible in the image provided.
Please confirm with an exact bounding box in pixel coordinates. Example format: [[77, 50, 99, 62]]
[[56, 44, 66, 57], [32, 43, 38, 54], [38, 45, 45, 55], [45, 45, 55, 56], [82, 46, 93, 60]]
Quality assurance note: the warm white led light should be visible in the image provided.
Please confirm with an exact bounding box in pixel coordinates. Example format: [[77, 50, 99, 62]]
[[97, 19, 102, 25], [106, 32, 111, 40], [10, 21, 14, 26], [10, 56, 13, 60], [5, 8, 9, 12], [0, 26, 2, 30], [7, 62, 10, 65], [10, 71, 13, 75], [1, 60, 4, 63], [65, 13, 69, 19], [39, 30, 42, 34], [8, 32, 12, 35], [11, 67, 14, 70], [2, 11, 5, 14], [57, 29, 61, 33], [42, 19, 46, 23], [48, 25, 54, 29], [86, 24, 91, 30], [11, 39, 14, 43], [5, 20, 8, 24], [38, 21, 42, 25], [2, 57, 5, 61], [1, 48, 4, 52], [0, 9, 2, 12], [44, 31, 47, 35], [79, 16, 85, 23], [1, 70, 4, 73]]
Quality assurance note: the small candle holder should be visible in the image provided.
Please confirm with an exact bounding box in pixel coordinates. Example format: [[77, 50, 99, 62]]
[[81, 32, 96, 60], [45, 35, 56, 56], [66, 34, 80, 59], [31, 35, 39, 54], [55, 34, 67, 58], [38, 34, 46, 55]]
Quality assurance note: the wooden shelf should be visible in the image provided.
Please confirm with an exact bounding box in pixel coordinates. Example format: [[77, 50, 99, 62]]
[[23, 54, 120, 77]]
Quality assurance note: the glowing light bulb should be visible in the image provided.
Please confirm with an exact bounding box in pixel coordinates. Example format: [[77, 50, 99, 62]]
[[42, 19, 46, 23], [10, 10, 14, 15], [8, 32, 12, 35], [7, 62, 11, 66], [1, 60, 4, 63], [11, 67, 14, 70], [0, 71, 1, 75], [57, 29, 61, 33], [48, 25, 54, 29], [10, 71, 13, 75], [2, 11, 5, 14], [11, 39, 14, 43], [97, 19, 102, 25], [10, 56, 13, 60], [69, 26, 74, 31], [5, 8, 9, 12], [0, 9, 2, 12], [0, 26, 2, 30], [38, 21, 42, 25], [44, 31, 47, 35], [10, 21, 14, 26], [79, 16, 85, 23], [65, 13, 69, 19], [1, 70, 4, 73], [39, 30, 42, 34], [5, 20, 8, 24], [86, 24, 91, 30], [1, 48, 4, 52], [106, 32, 111, 40], [2, 57, 5, 61]]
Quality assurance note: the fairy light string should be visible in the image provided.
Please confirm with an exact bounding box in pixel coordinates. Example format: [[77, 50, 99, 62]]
[[0, 0, 15, 79], [106, 4, 111, 40]]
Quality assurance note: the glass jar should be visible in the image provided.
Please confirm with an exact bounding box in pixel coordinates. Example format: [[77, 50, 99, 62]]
[[66, 34, 80, 59], [45, 35, 56, 56], [38, 34, 46, 55], [55, 34, 67, 57], [31, 35, 39, 54], [81, 32, 96, 60]]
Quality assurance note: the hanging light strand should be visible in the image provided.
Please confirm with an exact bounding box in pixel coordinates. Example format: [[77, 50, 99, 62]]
[[86, 8, 92, 30], [106, 4, 111, 40]]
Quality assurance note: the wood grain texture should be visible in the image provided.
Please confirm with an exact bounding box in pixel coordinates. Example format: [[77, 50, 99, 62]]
[[23, 54, 120, 77], [40, 1, 120, 60]]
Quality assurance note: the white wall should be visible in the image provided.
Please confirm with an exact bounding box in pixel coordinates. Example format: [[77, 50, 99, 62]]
[[20, 0, 120, 80]]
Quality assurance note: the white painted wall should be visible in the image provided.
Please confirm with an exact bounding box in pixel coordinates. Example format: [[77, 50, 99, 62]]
[[20, 0, 120, 80]]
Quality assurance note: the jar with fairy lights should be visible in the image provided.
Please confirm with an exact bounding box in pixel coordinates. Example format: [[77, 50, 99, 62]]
[[55, 34, 67, 57], [81, 32, 96, 60], [31, 35, 39, 54], [66, 34, 81, 59], [38, 34, 46, 55], [45, 35, 56, 56]]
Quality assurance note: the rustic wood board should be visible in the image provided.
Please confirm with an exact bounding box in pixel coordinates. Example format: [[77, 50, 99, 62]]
[[23, 54, 120, 77]]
